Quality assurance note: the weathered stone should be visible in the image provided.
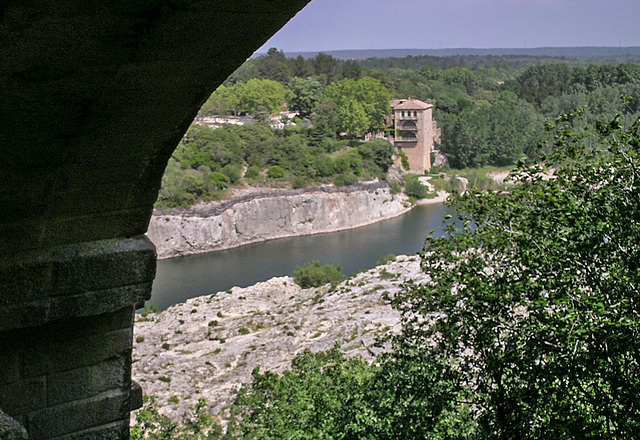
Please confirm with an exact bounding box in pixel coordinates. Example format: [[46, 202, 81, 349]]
[[49, 420, 129, 440], [148, 184, 411, 258], [0, 1, 312, 438], [132, 255, 427, 419], [0, 409, 29, 440], [26, 390, 129, 440], [0, 237, 155, 332], [47, 357, 127, 407], [21, 328, 132, 379], [0, 377, 47, 415]]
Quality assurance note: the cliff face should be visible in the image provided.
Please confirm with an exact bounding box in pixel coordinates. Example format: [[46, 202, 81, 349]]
[[147, 184, 410, 259]]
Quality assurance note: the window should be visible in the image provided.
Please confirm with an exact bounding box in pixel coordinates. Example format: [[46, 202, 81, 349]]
[[403, 132, 417, 140]]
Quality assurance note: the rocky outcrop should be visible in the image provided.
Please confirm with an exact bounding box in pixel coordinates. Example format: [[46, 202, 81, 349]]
[[147, 183, 410, 259], [132, 255, 426, 420]]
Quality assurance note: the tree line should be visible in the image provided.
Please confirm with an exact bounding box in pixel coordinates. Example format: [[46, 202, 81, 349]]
[[158, 48, 640, 208]]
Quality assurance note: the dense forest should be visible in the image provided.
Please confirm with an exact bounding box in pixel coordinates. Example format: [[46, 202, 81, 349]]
[[157, 48, 640, 208]]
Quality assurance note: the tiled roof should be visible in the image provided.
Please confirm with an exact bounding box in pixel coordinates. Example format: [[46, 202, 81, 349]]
[[392, 99, 433, 110]]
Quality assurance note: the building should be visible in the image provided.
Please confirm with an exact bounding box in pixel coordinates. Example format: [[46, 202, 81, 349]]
[[390, 99, 439, 172]]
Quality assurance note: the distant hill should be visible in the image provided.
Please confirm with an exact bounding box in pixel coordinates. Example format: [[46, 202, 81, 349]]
[[262, 47, 640, 61]]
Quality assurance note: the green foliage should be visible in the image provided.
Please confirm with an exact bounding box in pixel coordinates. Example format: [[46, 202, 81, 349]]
[[403, 174, 429, 199], [333, 172, 358, 187], [228, 348, 375, 440], [287, 77, 323, 118], [441, 91, 544, 168], [389, 112, 640, 438], [376, 253, 396, 265], [132, 398, 223, 440], [243, 165, 261, 180], [293, 260, 346, 288], [322, 77, 392, 136], [399, 151, 410, 170], [222, 111, 640, 440], [266, 165, 285, 179]]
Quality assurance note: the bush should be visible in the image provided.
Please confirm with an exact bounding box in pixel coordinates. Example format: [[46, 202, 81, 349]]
[[404, 174, 429, 199], [293, 260, 347, 288], [334, 173, 358, 187], [376, 254, 396, 266], [244, 165, 262, 180], [267, 165, 285, 179], [292, 176, 308, 189], [399, 151, 410, 170]]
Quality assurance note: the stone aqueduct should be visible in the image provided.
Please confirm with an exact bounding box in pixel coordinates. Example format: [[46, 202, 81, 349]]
[[0, 1, 310, 438]]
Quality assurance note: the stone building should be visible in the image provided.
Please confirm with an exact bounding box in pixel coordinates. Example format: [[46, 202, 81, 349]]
[[390, 99, 439, 172]]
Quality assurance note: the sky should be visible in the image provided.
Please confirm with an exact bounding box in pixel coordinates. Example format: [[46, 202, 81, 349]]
[[258, 0, 640, 53]]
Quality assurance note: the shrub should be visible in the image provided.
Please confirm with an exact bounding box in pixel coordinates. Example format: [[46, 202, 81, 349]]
[[399, 151, 410, 170], [244, 165, 262, 180], [404, 174, 429, 199], [267, 165, 285, 179], [292, 176, 308, 189], [376, 254, 396, 266], [293, 260, 347, 288], [334, 173, 358, 187], [135, 336, 145, 343]]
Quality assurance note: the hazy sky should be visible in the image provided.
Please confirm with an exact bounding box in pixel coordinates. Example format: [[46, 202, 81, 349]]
[[259, 0, 640, 52]]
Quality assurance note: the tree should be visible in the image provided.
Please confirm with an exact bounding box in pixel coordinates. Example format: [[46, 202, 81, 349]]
[[389, 111, 640, 438], [236, 79, 286, 115], [322, 77, 392, 136], [441, 91, 543, 168], [313, 52, 340, 84], [287, 77, 323, 118], [337, 100, 369, 137], [255, 47, 290, 84], [228, 348, 374, 440]]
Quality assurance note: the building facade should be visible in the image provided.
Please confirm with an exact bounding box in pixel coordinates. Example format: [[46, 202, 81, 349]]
[[390, 99, 439, 172]]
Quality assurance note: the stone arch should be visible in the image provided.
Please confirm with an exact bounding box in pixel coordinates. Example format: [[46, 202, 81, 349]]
[[0, 1, 310, 438]]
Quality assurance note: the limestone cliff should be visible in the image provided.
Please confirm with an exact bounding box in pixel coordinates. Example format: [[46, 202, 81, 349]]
[[147, 183, 410, 259]]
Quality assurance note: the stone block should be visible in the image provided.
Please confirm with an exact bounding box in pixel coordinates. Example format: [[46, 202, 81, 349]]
[[0, 301, 50, 332], [49, 420, 129, 440], [50, 283, 152, 321], [47, 356, 127, 407], [22, 328, 132, 378], [0, 254, 51, 306], [26, 389, 129, 440], [129, 381, 142, 411], [0, 376, 47, 415], [0, 352, 20, 386], [51, 236, 156, 296]]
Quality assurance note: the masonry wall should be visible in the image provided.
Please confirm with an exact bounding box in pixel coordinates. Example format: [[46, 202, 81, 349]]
[[0, 1, 310, 438]]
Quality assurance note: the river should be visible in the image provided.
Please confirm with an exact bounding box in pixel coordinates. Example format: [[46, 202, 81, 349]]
[[147, 202, 454, 311]]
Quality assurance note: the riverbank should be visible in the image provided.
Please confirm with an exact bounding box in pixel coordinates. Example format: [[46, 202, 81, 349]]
[[148, 182, 444, 259], [132, 254, 427, 421]]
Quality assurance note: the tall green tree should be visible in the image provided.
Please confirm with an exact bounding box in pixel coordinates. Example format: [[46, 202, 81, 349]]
[[322, 77, 392, 136], [236, 79, 287, 115], [287, 77, 323, 118]]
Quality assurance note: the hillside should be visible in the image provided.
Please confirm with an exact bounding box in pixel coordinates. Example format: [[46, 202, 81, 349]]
[[267, 46, 640, 61]]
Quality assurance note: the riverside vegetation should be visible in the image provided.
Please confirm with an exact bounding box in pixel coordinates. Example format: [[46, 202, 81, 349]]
[[156, 49, 640, 210], [134, 111, 640, 439]]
